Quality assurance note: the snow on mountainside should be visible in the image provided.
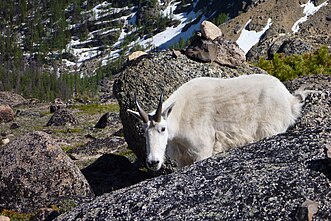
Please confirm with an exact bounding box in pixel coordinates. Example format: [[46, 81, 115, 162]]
[[291, 0, 328, 33], [140, 1, 204, 49], [235, 0, 328, 55], [63, 0, 331, 75], [64, 0, 209, 74]]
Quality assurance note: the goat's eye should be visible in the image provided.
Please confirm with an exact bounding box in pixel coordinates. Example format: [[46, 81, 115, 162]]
[[161, 127, 166, 132]]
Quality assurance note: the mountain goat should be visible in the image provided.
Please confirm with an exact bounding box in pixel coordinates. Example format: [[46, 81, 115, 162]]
[[128, 74, 303, 171]]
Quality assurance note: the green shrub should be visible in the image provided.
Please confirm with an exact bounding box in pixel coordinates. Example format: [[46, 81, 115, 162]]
[[255, 46, 331, 81], [211, 13, 229, 26]]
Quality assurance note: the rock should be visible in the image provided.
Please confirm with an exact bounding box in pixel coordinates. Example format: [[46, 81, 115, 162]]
[[113, 50, 267, 167], [187, 19, 244, 67], [46, 109, 79, 126], [233, 23, 242, 34], [186, 36, 246, 67], [128, 51, 147, 61], [284, 75, 331, 130], [0, 131, 94, 213], [67, 136, 127, 168], [56, 125, 331, 220], [0, 91, 27, 107], [0, 216, 10, 221], [327, 146, 331, 158], [200, 20, 222, 40], [295, 200, 319, 221], [29, 98, 40, 105], [94, 112, 110, 129], [171, 49, 182, 58], [50, 98, 66, 113], [94, 112, 121, 130], [10, 122, 20, 129], [0, 138, 10, 146], [99, 79, 117, 103], [15, 109, 43, 117], [0, 104, 15, 123]]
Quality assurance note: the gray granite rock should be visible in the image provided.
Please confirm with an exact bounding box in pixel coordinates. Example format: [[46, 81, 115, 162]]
[[0, 104, 15, 123], [186, 36, 246, 67], [0, 131, 94, 213], [46, 109, 79, 126], [0, 91, 27, 107]]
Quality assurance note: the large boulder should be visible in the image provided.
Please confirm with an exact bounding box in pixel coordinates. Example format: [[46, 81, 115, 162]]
[[94, 112, 110, 129], [186, 20, 245, 67], [0, 131, 94, 213], [113, 50, 267, 166], [0, 105, 15, 123], [56, 75, 331, 220], [186, 36, 246, 67], [200, 20, 222, 40], [46, 109, 79, 126], [0, 91, 27, 107]]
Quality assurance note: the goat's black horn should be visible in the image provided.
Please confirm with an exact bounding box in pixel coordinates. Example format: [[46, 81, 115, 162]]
[[135, 95, 149, 123], [154, 90, 163, 122]]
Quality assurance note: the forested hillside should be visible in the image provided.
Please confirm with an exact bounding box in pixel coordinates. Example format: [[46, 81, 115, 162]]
[[0, 0, 96, 100], [0, 0, 181, 101]]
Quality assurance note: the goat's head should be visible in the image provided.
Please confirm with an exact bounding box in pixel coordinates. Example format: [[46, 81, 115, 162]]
[[127, 92, 175, 171]]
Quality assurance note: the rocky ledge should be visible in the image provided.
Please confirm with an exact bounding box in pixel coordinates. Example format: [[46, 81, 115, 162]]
[[57, 75, 331, 220]]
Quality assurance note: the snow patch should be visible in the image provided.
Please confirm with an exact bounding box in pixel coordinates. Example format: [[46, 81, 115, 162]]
[[292, 0, 328, 33], [236, 18, 272, 54], [140, 1, 204, 49]]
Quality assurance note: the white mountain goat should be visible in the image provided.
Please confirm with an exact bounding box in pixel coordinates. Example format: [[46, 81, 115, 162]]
[[128, 74, 303, 171]]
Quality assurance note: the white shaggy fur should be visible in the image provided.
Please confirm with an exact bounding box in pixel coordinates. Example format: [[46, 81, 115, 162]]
[[129, 74, 303, 171]]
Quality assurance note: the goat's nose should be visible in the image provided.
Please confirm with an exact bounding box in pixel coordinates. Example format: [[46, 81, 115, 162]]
[[147, 160, 159, 168]]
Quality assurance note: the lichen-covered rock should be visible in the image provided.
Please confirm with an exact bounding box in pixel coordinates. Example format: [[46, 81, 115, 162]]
[[46, 109, 79, 126], [0, 131, 94, 213], [0, 104, 15, 123], [113, 50, 267, 165], [56, 75, 331, 220], [0, 91, 27, 107]]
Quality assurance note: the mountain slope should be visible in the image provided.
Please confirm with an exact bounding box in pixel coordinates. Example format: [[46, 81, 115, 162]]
[[0, 0, 330, 100]]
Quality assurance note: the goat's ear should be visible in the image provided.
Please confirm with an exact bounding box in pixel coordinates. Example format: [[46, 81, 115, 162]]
[[127, 109, 143, 121], [162, 102, 175, 120]]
